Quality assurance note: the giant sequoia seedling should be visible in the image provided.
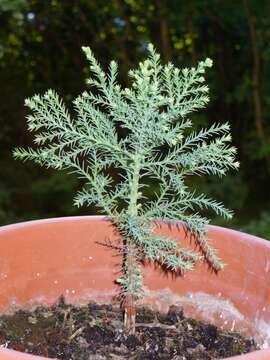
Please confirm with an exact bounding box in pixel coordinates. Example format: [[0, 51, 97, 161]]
[[14, 44, 239, 333]]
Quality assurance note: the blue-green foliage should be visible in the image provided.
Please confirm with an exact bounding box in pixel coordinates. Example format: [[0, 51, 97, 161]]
[[14, 44, 239, 299]]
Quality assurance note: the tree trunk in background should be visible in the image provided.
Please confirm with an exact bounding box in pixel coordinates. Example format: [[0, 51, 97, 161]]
[[187, 0, 197, 66], [243, 0, 270, 176], [155, 0, 172, 62], [114, 0, 133, 84]]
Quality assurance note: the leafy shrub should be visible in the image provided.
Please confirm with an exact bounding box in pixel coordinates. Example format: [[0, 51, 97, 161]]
[[14, 44, 238, 332]]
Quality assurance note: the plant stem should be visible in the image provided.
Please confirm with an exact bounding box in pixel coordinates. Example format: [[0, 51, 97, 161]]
[[123, 154, 142, 334], [123, 243, 138, 334]]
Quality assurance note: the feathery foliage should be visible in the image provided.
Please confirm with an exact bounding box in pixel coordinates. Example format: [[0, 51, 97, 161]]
[[14, 44, 239, 331]]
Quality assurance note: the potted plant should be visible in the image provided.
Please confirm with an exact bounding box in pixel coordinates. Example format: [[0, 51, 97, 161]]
[[0, 45, 267, 359]]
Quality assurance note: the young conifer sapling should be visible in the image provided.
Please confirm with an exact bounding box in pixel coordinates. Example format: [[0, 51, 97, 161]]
[[14, 44, 239, 334]]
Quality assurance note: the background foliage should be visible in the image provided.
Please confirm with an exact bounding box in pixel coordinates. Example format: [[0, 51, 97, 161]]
[[0, 0, 270, 239]]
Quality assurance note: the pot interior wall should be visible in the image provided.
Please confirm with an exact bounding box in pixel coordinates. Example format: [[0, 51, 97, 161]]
[[0, 216, 269, 346]]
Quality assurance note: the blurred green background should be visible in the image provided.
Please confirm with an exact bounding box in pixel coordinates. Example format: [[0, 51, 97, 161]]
[[0, 0, 270, 239]]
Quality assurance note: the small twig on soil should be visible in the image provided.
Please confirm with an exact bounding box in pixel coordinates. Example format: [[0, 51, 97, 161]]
[[136, 322, 177, 330], [110, 355, 126, 360], [68, 326, 85, 341]]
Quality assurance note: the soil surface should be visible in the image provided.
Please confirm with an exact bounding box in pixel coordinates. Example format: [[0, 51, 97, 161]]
[[0, 297, 258, 359]]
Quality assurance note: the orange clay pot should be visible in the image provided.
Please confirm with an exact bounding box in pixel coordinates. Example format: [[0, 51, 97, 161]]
[[0, 216, 269, 360]]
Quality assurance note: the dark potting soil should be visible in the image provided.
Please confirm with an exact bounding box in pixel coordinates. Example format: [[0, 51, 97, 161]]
[[0, 297, 258, 360]]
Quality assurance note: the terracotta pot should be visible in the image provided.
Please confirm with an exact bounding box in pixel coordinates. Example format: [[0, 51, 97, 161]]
[[0, 216, 269, 360]]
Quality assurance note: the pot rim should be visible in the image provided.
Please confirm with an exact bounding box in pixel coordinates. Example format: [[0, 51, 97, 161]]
[[0, 215, 268, 248]]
